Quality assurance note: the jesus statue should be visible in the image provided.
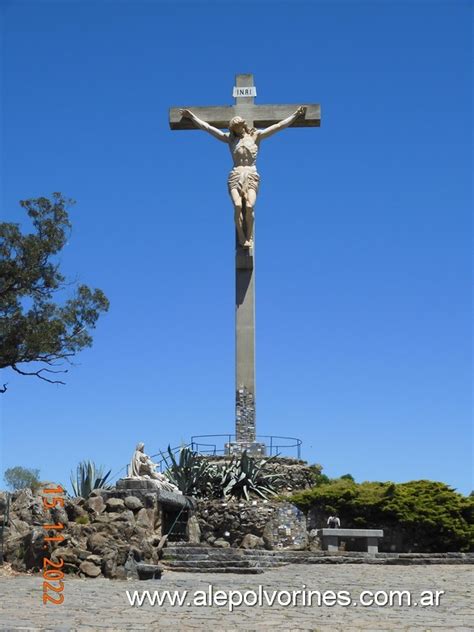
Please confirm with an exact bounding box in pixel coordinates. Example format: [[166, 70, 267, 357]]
[[179, 106, 307, 248]]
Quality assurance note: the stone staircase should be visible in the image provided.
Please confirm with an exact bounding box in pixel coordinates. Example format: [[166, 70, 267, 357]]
[[161, 544, 474, 574], [161, 545, 287, 574]]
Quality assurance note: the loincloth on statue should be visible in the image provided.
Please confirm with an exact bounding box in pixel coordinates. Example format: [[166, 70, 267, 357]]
[[227, 166, 260, 200]]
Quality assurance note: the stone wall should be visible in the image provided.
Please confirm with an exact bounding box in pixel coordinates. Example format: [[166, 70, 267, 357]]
[[199, 456, 316, 493], [195, 498, 308, 550], [1, 487, 176, 578]]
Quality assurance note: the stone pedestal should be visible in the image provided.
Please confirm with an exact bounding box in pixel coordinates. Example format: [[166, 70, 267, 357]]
[[324, 535, 339, 552], [115, 478, 189, 510], [225, 441, 266, 457], [317, 528, 384, 554]]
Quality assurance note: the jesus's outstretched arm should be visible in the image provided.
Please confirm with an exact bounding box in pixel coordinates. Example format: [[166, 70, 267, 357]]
[[258, 106, 307, 141], [179, 109, 229, 143]]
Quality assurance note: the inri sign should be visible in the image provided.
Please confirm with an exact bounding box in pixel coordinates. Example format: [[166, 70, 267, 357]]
[[233, 86, 257, 98]]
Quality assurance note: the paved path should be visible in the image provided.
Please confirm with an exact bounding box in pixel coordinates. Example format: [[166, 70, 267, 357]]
[[0, 565, 472, 630]]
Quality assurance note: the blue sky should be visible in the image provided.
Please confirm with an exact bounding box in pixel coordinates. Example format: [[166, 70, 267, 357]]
[[0, 0, 472, 494]]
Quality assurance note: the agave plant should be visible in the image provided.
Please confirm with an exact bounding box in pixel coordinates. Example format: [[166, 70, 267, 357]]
[[70, 460, 112, 498], [220, 451, 281, 500], [161, 445, 215, 496]]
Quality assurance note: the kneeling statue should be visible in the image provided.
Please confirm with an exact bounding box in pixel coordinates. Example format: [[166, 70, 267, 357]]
[[129, 442, 181, 494]]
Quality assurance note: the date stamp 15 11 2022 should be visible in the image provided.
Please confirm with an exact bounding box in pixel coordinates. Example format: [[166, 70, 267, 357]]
[[42, 484, 66, 605]]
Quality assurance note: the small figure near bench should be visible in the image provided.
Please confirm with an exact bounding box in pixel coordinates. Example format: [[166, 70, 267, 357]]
[[327, 514, 341, 529]]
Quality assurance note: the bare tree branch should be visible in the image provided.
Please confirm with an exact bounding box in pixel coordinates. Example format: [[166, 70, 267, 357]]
[[12, 364, 67, 385]]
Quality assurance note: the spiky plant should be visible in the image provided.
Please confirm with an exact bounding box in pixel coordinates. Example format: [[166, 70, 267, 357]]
[[162, 446, 216, 496], [70, 460, 112, 498], [220, 451, 281, 500]]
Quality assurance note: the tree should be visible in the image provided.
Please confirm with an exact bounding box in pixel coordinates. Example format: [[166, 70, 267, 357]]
[[4, 466, 41, 492], [0, 193, 109, 391], [340, 473, 355, 482]]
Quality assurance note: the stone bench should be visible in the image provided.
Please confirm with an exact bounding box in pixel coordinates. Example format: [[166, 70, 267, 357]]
[[317, 529, 384, 554]]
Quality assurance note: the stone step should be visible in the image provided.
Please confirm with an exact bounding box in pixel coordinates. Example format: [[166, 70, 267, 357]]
[[161, 565, 264, 574], [163, 559, 285, 569], [162, 552, 268, 561], [163, 559, 255, 568], [165, 546, 474, 559], [162, 547, 305, 558], [162, 547, 474, 567]]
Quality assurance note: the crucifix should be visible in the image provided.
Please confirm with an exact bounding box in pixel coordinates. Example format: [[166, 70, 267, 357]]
[[169, 74, 320, 455]]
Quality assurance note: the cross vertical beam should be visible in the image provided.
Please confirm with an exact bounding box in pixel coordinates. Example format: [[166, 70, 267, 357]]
[[233, 75, 260, 453]]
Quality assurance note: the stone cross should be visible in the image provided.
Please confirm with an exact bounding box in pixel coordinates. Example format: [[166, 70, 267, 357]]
[[169, 74, 320, 455]]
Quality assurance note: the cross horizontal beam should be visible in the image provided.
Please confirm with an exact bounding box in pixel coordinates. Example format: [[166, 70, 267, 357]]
[[169, 104, 321, 130]]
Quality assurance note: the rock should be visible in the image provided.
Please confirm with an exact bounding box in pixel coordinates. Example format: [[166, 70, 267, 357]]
[[79, 560, 102, 577], [308, 529, 321, 552], [93, 522, 121, 539], [137, 563, 162, 580], [22, 528, 47, 569], [67, 523, 94, 542], [87, 533, 110, 555], [73, 547, 91, 560], [137, 536, 159, 562], [86, 554, 102, 566], [86, 496, 105, 515], [110, 509, 135, 526], [51, 506, 69, 526], [65, 498, 88, 521], [186, 515, 201, 544], [105, 498, 125, 512], [8, 518, 31, 537], [135, 508, 152, 529], [124, 496, 143, 511], [213, 538, 230, 548], [12, 488, 34, 512], [13, 489, 44, 524], [91, 513, 114, 525], [124, 550, 139, 579], [240, 534, 264, 549], [114, 566, 127, 580], [51, 548, 79, 565], [3, 534, 27, 571], [102, 549, 118, 578], [114, 545, 131, 567]]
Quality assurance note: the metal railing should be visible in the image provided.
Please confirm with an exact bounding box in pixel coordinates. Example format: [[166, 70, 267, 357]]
[[116, 434, 303, 479], [190, 434, 302, 460]]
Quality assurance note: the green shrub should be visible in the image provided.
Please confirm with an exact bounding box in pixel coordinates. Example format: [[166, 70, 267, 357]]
[[75, 515, 89, 525], [70, 460, 111, 498], [340, 473, 355, 482], [291, 479, 474, 552], [219, 451, 281, 500], [308, 463, 330, 486], [162, 446, 216, 497]]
